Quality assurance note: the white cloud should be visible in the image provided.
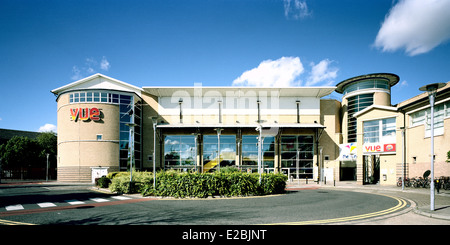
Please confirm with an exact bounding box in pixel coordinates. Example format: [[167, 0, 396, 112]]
[[38, 123, 57, 133], [71, 66, 82, 80], [100, 56, 110, 71], [232, 57, 304, 87], [393, 80, 408, 90], [306, 59, 338, 86], [71, 56, 111, 80], [232, 56, 338, 87], [374, 0, 450, 56], [283, 0, 312, 20]]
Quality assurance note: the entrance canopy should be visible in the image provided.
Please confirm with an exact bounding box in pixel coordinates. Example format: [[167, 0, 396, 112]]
[[156, 123, 325, 129]]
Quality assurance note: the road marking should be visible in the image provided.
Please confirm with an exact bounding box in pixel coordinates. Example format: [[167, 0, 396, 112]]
[[0, 218, 35, 225], [65, 200, 86, 205], [111, 196, 131, 200], [5, 205, 24, 211], [37, 202, 57, 208], [90, 198, 109, 202], [265, 195, 408, 225]]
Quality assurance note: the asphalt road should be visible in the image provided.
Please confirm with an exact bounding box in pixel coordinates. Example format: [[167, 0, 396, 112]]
[[2, 183, 449, 243], [1, 184, 408, 225]]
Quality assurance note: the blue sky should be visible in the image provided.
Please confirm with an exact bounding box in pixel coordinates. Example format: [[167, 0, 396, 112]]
[[1, 0, 449, 132]]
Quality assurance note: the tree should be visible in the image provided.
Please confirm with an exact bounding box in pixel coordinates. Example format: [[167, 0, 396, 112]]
[[0, 136, 41, 169], [36, 132, 57, 166]]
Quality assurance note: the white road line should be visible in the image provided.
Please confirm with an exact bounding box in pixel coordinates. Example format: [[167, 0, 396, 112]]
[[5, 204, 24, 211], [65, 200, 85, 205], [111, 196, 131, 200], [90, 198, 109, 202], [37, 202, 57, 208]]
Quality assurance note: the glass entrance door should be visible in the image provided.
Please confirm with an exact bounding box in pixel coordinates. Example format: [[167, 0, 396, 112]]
[[363, 154, 380, 184]]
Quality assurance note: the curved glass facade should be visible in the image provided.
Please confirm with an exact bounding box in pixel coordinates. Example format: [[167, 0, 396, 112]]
[[347, 93, 374, 142], [343, 79, 389, 95]]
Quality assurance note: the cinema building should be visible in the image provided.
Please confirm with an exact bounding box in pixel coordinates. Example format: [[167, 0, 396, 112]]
[[51, 73, 450, 185]]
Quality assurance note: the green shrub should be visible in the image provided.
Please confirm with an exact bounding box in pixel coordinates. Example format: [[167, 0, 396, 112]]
[[95, 176, 111, 188], [140, 170, 287, 198], [109, 171, 154, 194]]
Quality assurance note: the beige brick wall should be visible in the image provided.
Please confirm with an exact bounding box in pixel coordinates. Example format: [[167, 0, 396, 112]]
[[56, 93, 121, 182]]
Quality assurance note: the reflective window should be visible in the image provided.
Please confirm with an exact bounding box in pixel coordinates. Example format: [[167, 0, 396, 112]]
[[203, 135, 236, 172], [363, 117, 396, 143], [347, 93, 374, 142], [343, 79, 390, 95], [164, 135, 196, 167], [409, 102, 447, 137], [280, 135, 314, 179], [241, 135, 275, 168]]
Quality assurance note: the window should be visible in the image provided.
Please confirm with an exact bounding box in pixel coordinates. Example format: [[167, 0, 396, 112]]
[[164, 135, 196, 167], [411, 110, 426, 127], [347, 93, 374, 142], [93, 92, 100, 102], [343, 79, 390, 95], [96, 134, 102, 141], [202, 135, 236, 171], [363, 117, 396, 143], [425, 103, 444, 137], [409, 101, 447, 137], [280, 135, 314, 179], [446, 101, 450, 118], [241, 135, 275, 168], [79, 92, 86, 102], [86, 92, 93, 102]]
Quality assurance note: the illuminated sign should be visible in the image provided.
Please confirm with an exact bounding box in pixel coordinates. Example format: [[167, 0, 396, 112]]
[[70, 108, 101, 122], [363, 143, 396, 154]]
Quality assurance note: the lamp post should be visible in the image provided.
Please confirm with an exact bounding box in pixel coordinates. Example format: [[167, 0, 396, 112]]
[[214, 128, 223, 172], [46, 153, 50, 181], [419, 82, 445, 211], [126, 122, 136, 193], [256, 125, 263, 184], [151, 117, 158, 189]]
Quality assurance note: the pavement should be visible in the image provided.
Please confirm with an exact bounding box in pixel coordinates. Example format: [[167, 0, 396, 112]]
[[2, 178, 450, 222], [286, 179, 450, 221]]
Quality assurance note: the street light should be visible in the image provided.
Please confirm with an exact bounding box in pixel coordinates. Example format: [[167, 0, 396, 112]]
[[256, 125, 262, 184], [151, 117, 158, 189], [419, 82, 446, 211], [126, 122, 136, 193], [46, 153, 50, 182], [214, 128, 223, 172]]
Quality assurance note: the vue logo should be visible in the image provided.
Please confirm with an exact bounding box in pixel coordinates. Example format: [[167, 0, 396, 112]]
[[70, 108, 101, 122]]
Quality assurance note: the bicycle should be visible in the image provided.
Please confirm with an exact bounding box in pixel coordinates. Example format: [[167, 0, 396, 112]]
[[440, 176, 450, 190], [397, 177, 411, 187]]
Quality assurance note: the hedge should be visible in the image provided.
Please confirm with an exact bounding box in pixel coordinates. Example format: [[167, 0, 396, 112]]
[[105, 169, 287, 198]]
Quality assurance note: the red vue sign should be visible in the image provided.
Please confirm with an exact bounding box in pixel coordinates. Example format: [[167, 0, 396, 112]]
[[70, 108, 101, 122]]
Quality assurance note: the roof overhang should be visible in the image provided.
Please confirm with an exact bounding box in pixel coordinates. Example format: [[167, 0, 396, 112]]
[[353, 105, 397, 118], [335, 73, 399, 94], [143, 86, 336, 98], [156, 123, 325, 129], [51, 73, 144, 96]]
